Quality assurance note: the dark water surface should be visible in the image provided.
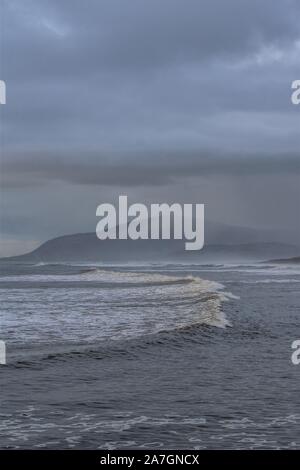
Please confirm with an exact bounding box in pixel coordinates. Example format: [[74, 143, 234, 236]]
[[0, 262, 299, 449]]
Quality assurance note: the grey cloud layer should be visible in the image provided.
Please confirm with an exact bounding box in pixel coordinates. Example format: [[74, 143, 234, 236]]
[[4, 0, 300, 76], [2, 151, 300, 189], [1, 0, 300, 249], [2, 0, 300, 161]]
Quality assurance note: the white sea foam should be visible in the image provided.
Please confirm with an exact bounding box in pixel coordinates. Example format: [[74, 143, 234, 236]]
[[0, 269, 235, 350], [239, 278, 300, 284]]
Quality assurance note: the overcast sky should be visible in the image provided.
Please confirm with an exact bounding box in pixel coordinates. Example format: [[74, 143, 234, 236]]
[[0, 0, 300, 255]]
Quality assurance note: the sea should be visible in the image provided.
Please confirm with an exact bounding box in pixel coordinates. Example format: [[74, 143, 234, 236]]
[[0, 261, 300, 449]]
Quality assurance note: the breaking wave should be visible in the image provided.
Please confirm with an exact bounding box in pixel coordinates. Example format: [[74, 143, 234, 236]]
[[1, 267, 237, 367]]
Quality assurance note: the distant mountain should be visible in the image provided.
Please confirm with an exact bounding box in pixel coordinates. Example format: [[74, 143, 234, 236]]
[[1, 222, 299, 264]]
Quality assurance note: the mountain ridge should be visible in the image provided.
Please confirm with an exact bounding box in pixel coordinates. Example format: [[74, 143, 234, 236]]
[[1, 229, 299, 263]]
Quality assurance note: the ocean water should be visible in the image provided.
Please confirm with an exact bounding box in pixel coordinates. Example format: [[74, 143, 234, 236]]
[[0, 261, 300, 449]]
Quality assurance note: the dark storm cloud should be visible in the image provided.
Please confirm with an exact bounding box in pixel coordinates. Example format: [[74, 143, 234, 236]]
[[2, 0, 300, 157], [2, 151, 300, 189], [3, 0, 300, 77], [1, 0, 300, 252]]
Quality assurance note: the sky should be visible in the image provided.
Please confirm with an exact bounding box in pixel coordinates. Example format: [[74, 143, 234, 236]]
[[0, 0, 300, 255]]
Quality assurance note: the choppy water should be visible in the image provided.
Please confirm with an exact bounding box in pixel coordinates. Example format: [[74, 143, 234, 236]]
[[0, 261, 300, 449]]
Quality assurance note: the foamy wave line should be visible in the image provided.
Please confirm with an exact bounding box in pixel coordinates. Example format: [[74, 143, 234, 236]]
[[80, 270, 237, 329], [239, 278, 300, 284], [0, 268, 191, 284], [1, 269, 236, 337]]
